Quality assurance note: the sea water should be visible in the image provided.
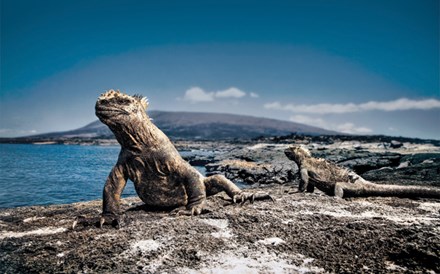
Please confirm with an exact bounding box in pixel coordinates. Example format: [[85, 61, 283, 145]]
[[0, 144, 206, 208]]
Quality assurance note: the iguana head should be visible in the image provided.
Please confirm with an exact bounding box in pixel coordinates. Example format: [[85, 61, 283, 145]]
[[284, 145, 311, 164], [95, 89, 149, 128]]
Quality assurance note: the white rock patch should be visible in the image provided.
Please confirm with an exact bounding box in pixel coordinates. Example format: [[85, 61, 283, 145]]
[[247, 143, 288, 150], [180, 251, 324, 274], [131, 239, 161, 253], [299, 207, 439, 226], [23, 216, 46, 223], [0, 227, 67, 239], [257, 237, 285, 246], [418, 202, 440, 213], [200, 218, 233, 238], [200, 219, 229, 229], [385, 261, 408, 271]]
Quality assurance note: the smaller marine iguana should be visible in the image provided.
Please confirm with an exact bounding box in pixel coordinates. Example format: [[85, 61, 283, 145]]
[[284, 146, 440, 199], [86, 90, 272, 228]]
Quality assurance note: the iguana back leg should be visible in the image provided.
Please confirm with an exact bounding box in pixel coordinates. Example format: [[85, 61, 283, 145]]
[[204, 174, 274, 203]]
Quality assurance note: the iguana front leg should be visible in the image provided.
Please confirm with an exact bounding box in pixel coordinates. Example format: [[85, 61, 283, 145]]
[[100, 163, 128, 227], [299, 168, 315, 193], [72, 163, 127, 229]]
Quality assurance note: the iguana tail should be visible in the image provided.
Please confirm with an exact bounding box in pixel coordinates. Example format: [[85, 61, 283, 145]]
[[335, 181, 440, 199]]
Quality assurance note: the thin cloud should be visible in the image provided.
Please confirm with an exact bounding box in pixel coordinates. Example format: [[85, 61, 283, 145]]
[[337, 123, 372, 134], [264, 98, 440, 114], [183, 87, 215, 102], [250, 92, 259, 98], [290, 115, 372, 134], [215, 87, 246, 98], [290, 115, 328, 129], [183, 86, 247, 103], [0, 128, 37, 137]]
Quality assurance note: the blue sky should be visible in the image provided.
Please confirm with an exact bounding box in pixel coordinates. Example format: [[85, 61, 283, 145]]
[[1, 0, 439, 138]]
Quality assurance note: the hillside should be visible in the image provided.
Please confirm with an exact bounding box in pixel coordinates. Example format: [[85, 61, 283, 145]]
[[1, 110, 338, 142]]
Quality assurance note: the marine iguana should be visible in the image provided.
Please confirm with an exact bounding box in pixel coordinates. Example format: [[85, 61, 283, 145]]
[[284, 145, 440, 198], [91, 89, 272, 227]]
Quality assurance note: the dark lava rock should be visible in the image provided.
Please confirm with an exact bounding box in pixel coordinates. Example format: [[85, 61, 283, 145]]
[[312, 149, 402, 174], [206, 159, 296, 185], [363, 154, 440, 187], [207, 144, 297, 185]]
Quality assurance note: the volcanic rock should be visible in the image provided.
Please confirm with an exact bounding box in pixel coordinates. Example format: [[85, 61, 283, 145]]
[[1, 186, 439, 273]]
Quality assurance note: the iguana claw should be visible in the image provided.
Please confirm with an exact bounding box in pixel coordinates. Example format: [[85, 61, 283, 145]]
[[71, 214, 122, 229], [233, 192, 274, 205], [71, 215, 86, 230], [99, 214, 122, 229], [99, 217, 105, 228]]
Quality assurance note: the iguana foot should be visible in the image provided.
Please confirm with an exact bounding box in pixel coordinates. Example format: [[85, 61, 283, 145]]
[[171, 201, 209, 216], [71, 214, 122, 230], [71, 214, 120, 229], [99, 213, 123, 229], [233, 192, 274, 205], [71, 215, 100, 229], [71, 215, 86, 230], [334, 184, 344, 198], [187, 200, 207, 216]]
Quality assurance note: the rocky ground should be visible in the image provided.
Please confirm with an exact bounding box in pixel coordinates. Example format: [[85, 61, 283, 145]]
[[1, 137, 440, 273], [179, 137, 440, 188], [1, 186, 439, 273]]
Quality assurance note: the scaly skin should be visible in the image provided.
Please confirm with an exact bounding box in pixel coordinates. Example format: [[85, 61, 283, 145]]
[[284, 146, 440, 199], [91, 90, 272, 227]]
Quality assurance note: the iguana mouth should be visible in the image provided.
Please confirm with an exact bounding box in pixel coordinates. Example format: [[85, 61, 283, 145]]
[[95, 106, 129, 115]]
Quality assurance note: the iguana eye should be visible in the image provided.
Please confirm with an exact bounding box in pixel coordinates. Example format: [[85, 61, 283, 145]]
[[115, 97, 132, 105]]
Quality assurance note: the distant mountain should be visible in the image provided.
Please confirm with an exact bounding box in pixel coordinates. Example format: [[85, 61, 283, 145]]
[[2, 110, 339, 142]]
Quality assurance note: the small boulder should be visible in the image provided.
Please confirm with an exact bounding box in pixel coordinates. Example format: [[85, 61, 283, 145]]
[[390, 140, 403, 149]]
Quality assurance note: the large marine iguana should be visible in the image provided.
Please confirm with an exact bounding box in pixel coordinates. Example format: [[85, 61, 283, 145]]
[[92, 89, 272, 227], [284, 145, 440, 198]]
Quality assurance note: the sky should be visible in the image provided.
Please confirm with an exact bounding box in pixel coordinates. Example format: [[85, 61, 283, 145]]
[[1, 0, 439, 139]]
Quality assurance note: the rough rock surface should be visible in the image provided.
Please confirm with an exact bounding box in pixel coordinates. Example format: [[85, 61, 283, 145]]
[[312, 149, 402, 174], [180, 140, 440, 189], [1, 185, 439, 273], [205, 143, 297, 185], [362, 154, 440, 187]]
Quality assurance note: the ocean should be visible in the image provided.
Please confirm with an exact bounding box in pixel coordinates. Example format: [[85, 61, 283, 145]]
[[0, 144, 207, 208]]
